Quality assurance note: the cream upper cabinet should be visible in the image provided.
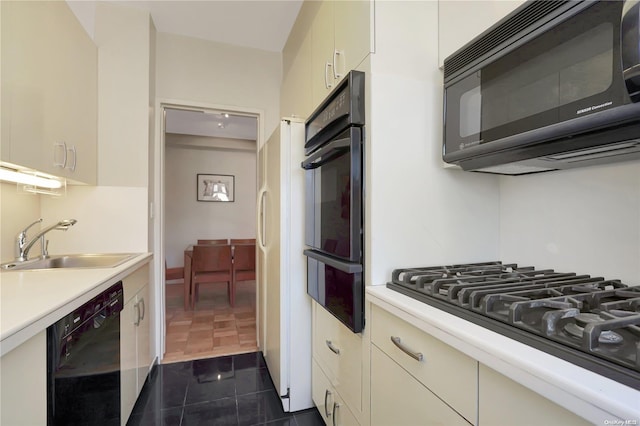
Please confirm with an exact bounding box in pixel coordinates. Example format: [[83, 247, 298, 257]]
[[438, 0, 525, 68], [1, 1, 97, 184], [281, 0, 373, 117], [333, 0, 372, 83], [310, 0, 373, 108], [281, 25, 314, 120], [311, 0, 336, 107]]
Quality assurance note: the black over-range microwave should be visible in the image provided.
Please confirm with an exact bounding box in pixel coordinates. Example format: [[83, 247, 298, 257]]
[[443, 0, 640, 175], [303, 71, 365, 333]]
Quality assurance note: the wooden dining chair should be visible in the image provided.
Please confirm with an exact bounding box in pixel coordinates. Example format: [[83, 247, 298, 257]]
[[197, 239, 229, 245], [231, 243, 256, 306], [230, 238, 256, 245], [190, 244, 233, 309]]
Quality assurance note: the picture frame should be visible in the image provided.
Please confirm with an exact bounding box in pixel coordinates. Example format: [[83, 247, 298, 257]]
[[197, 174, 235, 202]]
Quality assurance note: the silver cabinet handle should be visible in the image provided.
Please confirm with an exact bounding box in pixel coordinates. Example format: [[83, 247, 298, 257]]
[[134, 301, 141, 326], [324, 61, 334, 89], [326, 340, 340, 355], [391, 336, 424, 362], [333, 49, 344, 80], [66, 145, 76, 171], [54, 142, 67, 168], [324, 389, 332, 417], [332, 402, 340, 426], [139, 297, 145, 321]]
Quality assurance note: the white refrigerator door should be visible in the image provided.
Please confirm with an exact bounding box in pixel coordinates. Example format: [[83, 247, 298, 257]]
[[259, 119, 312, 412]]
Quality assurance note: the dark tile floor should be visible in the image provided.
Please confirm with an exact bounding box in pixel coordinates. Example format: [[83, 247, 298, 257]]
[[127, 352, 324, 426]]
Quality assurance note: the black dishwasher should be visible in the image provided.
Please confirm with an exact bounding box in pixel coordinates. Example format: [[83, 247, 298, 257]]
[[47, 282, 123, 426]]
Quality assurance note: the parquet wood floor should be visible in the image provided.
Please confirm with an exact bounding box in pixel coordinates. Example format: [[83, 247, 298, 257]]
[[163, 280, 258, 364]]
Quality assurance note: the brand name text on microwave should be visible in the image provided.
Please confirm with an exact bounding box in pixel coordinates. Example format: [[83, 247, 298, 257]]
[[576, 101, 613, 115]]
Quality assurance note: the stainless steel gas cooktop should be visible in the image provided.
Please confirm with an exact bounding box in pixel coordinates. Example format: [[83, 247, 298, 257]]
[[386, 261, 640, 390]]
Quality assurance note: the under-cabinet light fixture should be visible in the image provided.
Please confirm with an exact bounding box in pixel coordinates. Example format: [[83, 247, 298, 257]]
[[0, 166, 63, 189]]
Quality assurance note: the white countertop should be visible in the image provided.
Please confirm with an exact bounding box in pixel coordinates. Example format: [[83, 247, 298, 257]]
[[367, 285, 640, 425], [0, 253, 152, 356]]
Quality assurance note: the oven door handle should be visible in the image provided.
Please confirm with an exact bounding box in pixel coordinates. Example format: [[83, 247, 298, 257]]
[[301, 138, 350, 170], [303, 249, 362, 273]]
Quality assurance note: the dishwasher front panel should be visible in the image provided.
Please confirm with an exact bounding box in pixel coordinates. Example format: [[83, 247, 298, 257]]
[[47, 282, 123, 426]]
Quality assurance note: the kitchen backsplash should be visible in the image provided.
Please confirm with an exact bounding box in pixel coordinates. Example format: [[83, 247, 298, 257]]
[[499, 160, 640, 285], [0, 182, 41, 263], [0, 184, 148, 263]]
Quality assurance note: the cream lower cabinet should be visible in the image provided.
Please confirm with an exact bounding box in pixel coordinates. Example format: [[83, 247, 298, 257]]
[[0, 331, 47, 425], [478, 364, 587, 426], [121, 264, 152, 424], [371, 346, 471, 426], [312, 301, 363, 425], [370, 304, 477, 425], [313, 359, 359, 426]]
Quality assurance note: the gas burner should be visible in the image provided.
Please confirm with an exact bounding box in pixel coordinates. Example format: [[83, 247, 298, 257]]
[[564, 313, 624, 344]]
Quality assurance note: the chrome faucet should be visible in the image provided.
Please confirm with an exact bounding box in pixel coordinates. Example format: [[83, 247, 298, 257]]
[[16, 218, 77, 262]]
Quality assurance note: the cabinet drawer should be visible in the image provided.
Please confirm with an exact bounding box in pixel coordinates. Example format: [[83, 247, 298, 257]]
[[371, 346, 471, 426], [312, 359, 359, 426], [371, 304, 477, 423], [122, 264, 149, 303], [479, 364, 586, 426], [312, 302, 362, 415]]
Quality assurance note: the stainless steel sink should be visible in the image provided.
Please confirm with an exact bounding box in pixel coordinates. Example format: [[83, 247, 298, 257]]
[[0, 253, 139, 271]]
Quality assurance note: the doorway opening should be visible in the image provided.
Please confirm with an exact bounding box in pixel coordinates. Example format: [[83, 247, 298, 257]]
[[159, 104, 261, 364]]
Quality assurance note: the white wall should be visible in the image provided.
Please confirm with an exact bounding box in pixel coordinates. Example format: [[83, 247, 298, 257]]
[[155, 32, 282, 146], [164, 143, 257, 267], [95, 2, 151, 187], [366, 1, 501, 286], [499, 161, 640, 285]]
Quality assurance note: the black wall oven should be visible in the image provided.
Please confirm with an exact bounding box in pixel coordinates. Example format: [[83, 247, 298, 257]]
[[303, 70, 365, 333]]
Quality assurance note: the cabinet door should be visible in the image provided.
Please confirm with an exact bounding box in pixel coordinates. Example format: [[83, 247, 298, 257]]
[[312, 359, 359, 426], [478, 364, 587, 426], [0, 331, 47, 426], [438, 0, 524, 67], [334, 0, 372, 84], [50, 1, 97, 184], [1, 1, 48, 171], [281, 29, 314, 120], [313, 302, 362, 416], [136, 284, 152, 394], [1, 1, 97, 184], [121, 296, 139, 424], [311, 0, 335, 107], [371, 346, 471, 426]]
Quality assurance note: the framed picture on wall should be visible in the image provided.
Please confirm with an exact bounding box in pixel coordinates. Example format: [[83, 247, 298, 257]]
[[197, 174, 235, 202]]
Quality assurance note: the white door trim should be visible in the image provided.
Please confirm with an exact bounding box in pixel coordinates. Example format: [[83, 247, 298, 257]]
[[152, 97, 265, 361]]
